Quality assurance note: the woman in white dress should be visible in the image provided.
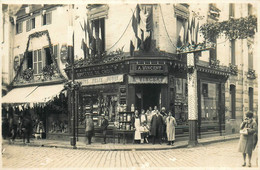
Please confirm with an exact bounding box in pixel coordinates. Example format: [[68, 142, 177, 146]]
[[166, 111, 177, 146], [133, 110, 141, 143]]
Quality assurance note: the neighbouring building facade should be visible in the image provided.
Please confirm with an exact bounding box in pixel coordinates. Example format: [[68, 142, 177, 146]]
[[1, 3, 258, 141]]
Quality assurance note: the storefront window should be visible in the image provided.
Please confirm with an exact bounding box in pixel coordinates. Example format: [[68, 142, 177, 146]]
[[201, 82, 220, 123], [79, 87, 119, 126], [174, 78, 188, 125], [47, 93, 68, 134]]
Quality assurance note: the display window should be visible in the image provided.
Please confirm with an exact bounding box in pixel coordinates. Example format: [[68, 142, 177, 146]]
[[201, 82, 220, 123]]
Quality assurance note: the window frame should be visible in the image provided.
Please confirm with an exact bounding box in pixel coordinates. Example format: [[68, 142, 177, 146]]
[[230, 39, 236, 65], [229, 3, 235, 18], [230, 85, 236, 119], [248, 43, 253, 69], [16, 21, 23, 34], [33, 49, 43, 75], [42, 12, 52, 26]]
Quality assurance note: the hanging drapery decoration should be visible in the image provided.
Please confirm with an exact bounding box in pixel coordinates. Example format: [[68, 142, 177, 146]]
[[130, 4, 153, 55], [11, 30, 66, 85]]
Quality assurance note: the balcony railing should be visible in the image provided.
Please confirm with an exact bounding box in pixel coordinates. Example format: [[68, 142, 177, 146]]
[[14, 64, 63, 85]]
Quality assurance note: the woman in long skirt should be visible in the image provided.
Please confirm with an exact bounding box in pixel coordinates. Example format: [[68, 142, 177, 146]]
[[238, 111, 257, 167], [166, 112, 177, 146], [133, 110, 141, 143]]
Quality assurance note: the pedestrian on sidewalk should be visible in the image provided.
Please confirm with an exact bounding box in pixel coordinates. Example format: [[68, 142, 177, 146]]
[[150, 106, 164, 145], [85, 113, 94, 145], [166, 111, 177, 146], [160, 107, 167, 143], [21, 111, 32, 144], [133, 110, 141, 144], [100, 114, 109, 144], [238, 111, 257, 167]]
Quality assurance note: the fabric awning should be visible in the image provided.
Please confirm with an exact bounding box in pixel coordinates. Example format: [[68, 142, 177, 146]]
[[2, 86, 38, 104], [1, 84, 64, 104], [24, 84, 64, 103]]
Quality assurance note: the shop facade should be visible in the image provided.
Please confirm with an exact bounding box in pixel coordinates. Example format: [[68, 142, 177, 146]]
[[65, 55, 229, 140]]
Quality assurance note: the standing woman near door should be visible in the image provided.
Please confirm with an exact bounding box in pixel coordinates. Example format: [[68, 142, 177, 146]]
[[166, 111, 177, 146], [133, 110, 141, 144]]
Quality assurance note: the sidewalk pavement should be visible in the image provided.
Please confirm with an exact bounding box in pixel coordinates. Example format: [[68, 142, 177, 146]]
[[2, 133, 240, 151]]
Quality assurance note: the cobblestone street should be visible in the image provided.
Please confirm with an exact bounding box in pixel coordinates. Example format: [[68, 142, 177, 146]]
[[2, 139, 258, 168]]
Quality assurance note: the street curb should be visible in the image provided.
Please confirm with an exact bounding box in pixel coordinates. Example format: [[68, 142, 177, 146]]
[[3, 136, 239, 151]]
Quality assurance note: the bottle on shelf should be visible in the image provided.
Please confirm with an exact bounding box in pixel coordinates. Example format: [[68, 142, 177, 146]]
[[131, 104, 135, 112]]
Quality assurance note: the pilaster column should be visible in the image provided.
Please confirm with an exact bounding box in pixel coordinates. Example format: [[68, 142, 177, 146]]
[[187, 52, 198, 146]]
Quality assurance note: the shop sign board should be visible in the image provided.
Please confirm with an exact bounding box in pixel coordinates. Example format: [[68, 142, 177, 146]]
[[130, 64, 167, 74], [78, 74, 124, 86], [128, 76, 168, 84]]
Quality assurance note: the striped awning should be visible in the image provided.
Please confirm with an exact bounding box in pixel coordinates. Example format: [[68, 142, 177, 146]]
[[2, 84, 64, 104]]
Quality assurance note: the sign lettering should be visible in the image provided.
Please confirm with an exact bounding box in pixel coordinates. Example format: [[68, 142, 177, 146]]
[[78, 74, 124, 86], [128, 76, 168, 84]]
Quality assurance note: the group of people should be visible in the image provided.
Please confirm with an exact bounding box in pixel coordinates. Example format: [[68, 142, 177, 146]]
[[133, 106, 177, 145], [2, 108, 46, 143], [85, 113, 108, 145], [2, 110, 33, 143], [84, 106, 177, 145]]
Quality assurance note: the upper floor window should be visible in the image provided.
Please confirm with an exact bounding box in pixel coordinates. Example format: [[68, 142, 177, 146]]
[[248, 43, 253, 69], [91, 18, 105, 55], [176, 17, 185, 47], [42, 12, 52, 25], [229, 3, 235, 18], [208, 3, 220, 21], [26, 18, 35, 32], [248, 4, 253, 16], [27, 51, 33, 69], [33, 49, 43, 74], [16, 22, 23, 34], [210, 37, 217, 61], [248, 87, 253, 111], [230, 39, 236, 65]]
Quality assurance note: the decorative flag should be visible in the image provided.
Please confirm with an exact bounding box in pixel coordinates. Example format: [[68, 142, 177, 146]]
[[130, 40, 135, 56], [132, 14, 138, 37], [179, 25, 184, 46], [97, 21, 103, 55], [195, 21, 199, 44], [81, 38, 87, 59]]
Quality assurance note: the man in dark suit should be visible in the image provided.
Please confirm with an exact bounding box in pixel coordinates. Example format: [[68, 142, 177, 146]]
[[150, 106, 164, 144], [101, 114, 109, 144]]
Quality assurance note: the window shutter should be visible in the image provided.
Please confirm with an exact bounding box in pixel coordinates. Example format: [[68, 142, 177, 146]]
[[26, 20, 30, 32], [33, 51, 38, 74], [20, 22, 23, 33], [38, 50, 42, 74], [46, 12, 52, 25], [19, 54, 23, 70]]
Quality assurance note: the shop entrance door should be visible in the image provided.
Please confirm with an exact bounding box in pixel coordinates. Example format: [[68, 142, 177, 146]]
[[136, 84, 161, 111]]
